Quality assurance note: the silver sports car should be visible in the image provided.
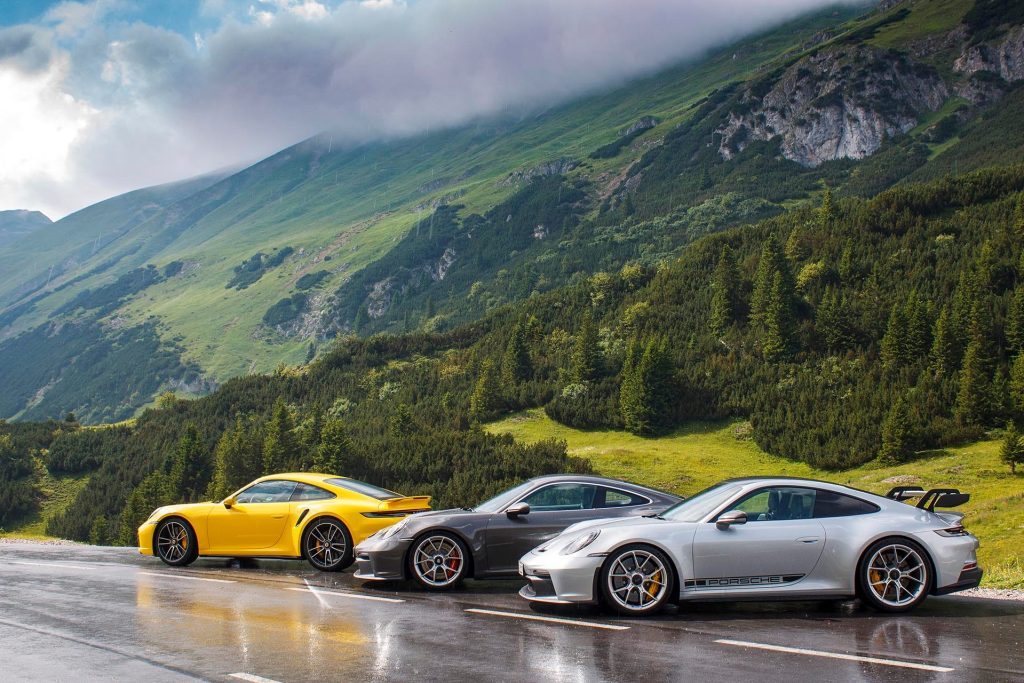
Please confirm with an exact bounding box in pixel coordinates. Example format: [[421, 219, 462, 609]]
[[519, 477, 980, 616]]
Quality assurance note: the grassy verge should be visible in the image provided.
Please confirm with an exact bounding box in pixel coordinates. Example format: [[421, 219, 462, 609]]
[[487, 409, 1024, 589]]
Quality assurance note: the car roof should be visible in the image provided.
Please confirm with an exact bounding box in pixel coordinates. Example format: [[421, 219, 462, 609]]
[[524, 474, 682, 500], [716, 476, 887, 500], [255, 472, 339, 486]]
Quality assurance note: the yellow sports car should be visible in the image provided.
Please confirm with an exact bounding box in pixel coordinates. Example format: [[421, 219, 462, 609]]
[[138, 473, 430, 571]]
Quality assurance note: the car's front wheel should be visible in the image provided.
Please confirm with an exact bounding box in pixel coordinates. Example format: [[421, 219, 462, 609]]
[[600, 544, 674, 616], [407, 532, 469, 590], [857, 538, 931, 612], [303, 517, 353, 572], [155, 518, 198, 567]]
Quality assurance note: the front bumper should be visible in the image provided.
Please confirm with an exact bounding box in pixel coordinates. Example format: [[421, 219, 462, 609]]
[[518, 550, 603, 605], [352, 536, 408, 581], [137, 522, 156, 556], [934, 566, 983, 596]]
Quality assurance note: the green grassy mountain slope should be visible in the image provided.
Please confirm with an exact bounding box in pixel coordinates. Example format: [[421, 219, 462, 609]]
[[3, 1, 1024, 423]]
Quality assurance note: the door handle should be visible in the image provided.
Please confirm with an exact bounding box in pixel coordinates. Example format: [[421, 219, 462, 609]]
[[272, 514, 286, 519], [796, 537, 820, 544]]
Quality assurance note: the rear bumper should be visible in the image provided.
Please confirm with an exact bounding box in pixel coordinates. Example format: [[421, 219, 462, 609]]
[[934, 566, 983, 596]]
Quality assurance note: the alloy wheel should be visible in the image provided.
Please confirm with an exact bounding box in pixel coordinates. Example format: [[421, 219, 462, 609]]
[[866, 543, 928, 608], [306, 520, 347, 569], [157, 520, 190, 563], [412, 535, 465, 587], [606, 549, 668, 612]]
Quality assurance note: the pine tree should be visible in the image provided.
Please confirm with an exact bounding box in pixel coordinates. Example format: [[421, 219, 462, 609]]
[[1000, 421, 1024, 474], [118, 471, 173, 545], [570, 313, 601, 383], [819, 185, 835, 230], [501, 319, 532, 389], [880, 302, 909, 372], [879, 396, 913, 464], [1010, 353, 1024, 416], [1007, 287, 1024, 353], [1015, 192, 1024, 236], [353, 305, 369, 333], [930, 304, 959, 377], [785, 228, 807, 262], [89, 516, 110, 546], [263, 398, 299, 473], [710, 245, 740, 337], [750, 234, 790, 330], [956, 337, 989, 426], [207, 418, 253, 501], [904, 293, 931, 361], [389, 404, 414, 438], [169, 424, 209, 502], [314, 419, 354, 475], [762, 272, 795, 362], [469, 359, 502, 423], [816, 286, 853, 352], [620, 337, 675, 435], [837, 240, 856, 282]]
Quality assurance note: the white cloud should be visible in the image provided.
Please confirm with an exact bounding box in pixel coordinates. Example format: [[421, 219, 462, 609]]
[[1, 0, 857, 218]]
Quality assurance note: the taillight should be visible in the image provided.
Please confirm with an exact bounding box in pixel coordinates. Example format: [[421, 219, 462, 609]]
[[935, 525, 968, 537]]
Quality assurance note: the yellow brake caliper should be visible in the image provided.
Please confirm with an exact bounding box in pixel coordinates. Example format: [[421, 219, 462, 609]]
[[646, 569, 663, 598]]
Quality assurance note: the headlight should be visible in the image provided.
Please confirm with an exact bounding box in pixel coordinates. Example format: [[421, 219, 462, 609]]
[[560, 530, 600, 555], [379, 518, 409, 540]]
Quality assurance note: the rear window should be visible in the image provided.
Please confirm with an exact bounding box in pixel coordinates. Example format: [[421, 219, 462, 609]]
[[597, 487, 650, 508], [813, 490, 879, 518], [324, 478, 401, 500], [291, 482, 336, 501]]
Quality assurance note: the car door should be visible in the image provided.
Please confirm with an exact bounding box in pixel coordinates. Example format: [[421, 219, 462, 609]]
[[484, 482, 599, 572], [691, 486, 826, 588], [207, 480, 297, 552]]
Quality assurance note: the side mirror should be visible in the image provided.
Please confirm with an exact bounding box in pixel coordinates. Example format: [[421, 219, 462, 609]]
[[223, 496, 236, 509], [716, 510, 747, 530], [506, 503, 530, 518]]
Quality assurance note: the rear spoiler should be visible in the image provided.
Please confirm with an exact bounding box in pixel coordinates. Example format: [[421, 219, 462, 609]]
[[377, 495, 431, 513], [884, 487, 969, 512]]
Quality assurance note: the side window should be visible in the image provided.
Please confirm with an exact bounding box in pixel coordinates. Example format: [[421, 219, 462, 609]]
[[597, 487, 649, 508], [813, 490, 878, 518], [520, 483, 596, 511], [728, 487, 817, 522], [291, 482, 336, 502], [236, 480, 297, 504]]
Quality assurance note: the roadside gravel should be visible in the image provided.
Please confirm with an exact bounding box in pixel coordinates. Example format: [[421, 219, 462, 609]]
[[961, 587, 1024, 601], [0, 537, 78, 546]]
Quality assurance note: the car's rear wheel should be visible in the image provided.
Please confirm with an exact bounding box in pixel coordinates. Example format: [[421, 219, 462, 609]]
[[155, 518, 198, 567], [303, 517, 353, 572], [857, 538, 931, 613], [600, 544, 674, 616], [407, 532, 469, 590]]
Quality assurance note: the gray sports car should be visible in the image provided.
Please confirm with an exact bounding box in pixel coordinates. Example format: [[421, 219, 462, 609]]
[[519, 477, 981, 615], [353, 474, 681, 590]]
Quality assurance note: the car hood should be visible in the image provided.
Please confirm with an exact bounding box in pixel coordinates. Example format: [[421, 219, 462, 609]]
[[150, 502, 218, 519], [561, 514, 668, 536]]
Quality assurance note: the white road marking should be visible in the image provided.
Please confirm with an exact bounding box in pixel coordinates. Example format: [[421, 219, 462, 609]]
[[137, 571, 236, 584], [302, 579, 331, 608], [229, 674, 284, 683], [714, 639, 955, 673], [465, 608, 630, 631], [285, 586, 404, 603], [6, 561, 94, 570]]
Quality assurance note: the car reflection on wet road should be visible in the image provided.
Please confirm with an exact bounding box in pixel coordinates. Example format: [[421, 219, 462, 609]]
[[0, 542, 1021, 682]]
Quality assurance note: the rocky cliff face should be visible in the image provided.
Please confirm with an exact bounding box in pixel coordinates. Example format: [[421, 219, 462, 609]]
[[716, 47, 947, 167], [955, 25, 1024, 83]]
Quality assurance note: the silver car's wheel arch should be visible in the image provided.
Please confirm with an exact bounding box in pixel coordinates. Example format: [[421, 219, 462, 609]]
[[600, 541, 680, 607], [857, 536, 935, 606]]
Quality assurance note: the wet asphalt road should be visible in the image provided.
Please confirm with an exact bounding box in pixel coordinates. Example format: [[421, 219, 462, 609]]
[[0, 543, 1021, 682]]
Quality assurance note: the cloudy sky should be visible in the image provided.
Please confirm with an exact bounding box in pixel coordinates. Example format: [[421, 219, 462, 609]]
[[0, 0, 856, 219]]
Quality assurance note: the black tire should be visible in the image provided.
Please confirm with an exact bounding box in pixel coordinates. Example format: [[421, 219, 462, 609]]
[[155, 517, 199, 567], [856, 537, 932, 613], [406, 531, 470, 591], [302, 517, 354, 572], [599, 544, 675, 616]]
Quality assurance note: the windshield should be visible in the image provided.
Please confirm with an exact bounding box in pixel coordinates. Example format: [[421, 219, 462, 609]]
[[661, 484, 742, 522], [324, 478, 401, 500], [473, 480, 538, 513]]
